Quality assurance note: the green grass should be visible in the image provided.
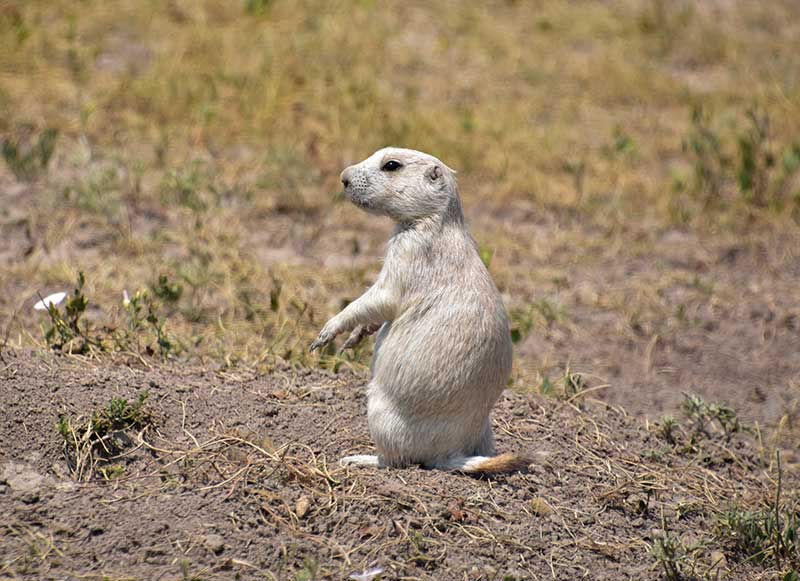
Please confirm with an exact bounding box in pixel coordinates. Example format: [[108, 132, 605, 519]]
[[715, 453, 800, 575], [716, 506, 799, 567], [1, 125, 58, 181]]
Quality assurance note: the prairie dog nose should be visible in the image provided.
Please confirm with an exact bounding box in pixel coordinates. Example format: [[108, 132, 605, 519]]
[[340, 167, 353, 188]]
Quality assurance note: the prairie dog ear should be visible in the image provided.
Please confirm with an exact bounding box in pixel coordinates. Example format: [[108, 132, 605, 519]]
[[426, 164, 443, 182]]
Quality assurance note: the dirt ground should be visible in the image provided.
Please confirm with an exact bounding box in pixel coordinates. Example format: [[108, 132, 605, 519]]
[[0, 349, 796, 580]]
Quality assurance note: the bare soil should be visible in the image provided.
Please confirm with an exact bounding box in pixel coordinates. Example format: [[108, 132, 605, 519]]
[[0, 349, 794, 580]]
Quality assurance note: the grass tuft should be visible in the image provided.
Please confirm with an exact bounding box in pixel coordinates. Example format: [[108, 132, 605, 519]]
[[57, 391, 152, 481], [1, 124, 58, 181]]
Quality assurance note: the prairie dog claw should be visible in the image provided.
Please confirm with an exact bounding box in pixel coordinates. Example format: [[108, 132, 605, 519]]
[[340, 323, 382, 352]]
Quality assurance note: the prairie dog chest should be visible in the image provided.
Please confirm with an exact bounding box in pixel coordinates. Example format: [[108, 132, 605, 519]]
[[383, 224, 472, 302]]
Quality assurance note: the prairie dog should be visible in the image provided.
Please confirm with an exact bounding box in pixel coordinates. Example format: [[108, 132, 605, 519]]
[[310, 147, 527, 474]]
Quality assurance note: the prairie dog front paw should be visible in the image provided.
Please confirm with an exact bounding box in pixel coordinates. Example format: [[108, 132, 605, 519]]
[[340, 323, 381, 352], [309, 318, 341, 352], [309, 329, 334, 352]]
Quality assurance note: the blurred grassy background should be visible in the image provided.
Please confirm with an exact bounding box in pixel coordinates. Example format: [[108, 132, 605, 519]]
[[1, 0, 799, 400]]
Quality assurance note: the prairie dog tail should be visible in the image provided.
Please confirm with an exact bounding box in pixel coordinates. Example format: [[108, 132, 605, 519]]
[[438, 453, 530, 474]]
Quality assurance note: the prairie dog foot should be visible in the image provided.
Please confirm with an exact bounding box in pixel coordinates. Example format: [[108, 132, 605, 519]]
[[340, 323, 382, 352], [340, 454, 382, 467]]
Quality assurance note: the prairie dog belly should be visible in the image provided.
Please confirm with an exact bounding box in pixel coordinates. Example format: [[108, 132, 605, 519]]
[[370, 294, 511, 418], [366, 295, 510, 465], [366, 385, 493, 465]]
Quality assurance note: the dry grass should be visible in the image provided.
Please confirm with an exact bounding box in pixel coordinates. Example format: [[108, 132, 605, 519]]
[[1, 1, 798, 371]]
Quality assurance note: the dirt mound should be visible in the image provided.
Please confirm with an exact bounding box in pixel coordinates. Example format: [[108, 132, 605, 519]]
[[1, 350, 794, 580]]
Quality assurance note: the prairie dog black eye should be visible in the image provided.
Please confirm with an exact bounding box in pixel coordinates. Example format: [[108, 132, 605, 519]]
[[381, 160, 403, 172]]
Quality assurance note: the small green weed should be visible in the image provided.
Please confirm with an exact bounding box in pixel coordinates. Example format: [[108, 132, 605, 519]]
[[245, 0, 274, 17], [117, 287, 178, 359], [650, 531, 685, 581], [537, 368, 588, 400], [604, 127, 636, 159], [717, 506, 799, 567], [269, 276, 282, 313], [1, 125, 58, 181], [716, 452, 800, 572], [410, 531, 427, 553], [153, 274, 183, 304], [42, 272, 98, 354], [680, 106, 800, 216], [683, 105, 728, 209], [657, 415, 680, 445], [38, 272, 181, 359], [650, 513, 707, 581], [97, 463, 125, 480], [294, 558, 319, 581], [641, 447, 668, 463], [563, 159, 586, 199], [66, 165, 122, 217], [510, 298, 566, 343], [57, 391, 152, 481], [510, 308, 533, 344], [653, 395, 751, 468], [161, 161, 210, 213], [538, 376, 555, 397], [736, 110, 800, 210], [478, 243, 494, 269], [682, 393, 747, 443]]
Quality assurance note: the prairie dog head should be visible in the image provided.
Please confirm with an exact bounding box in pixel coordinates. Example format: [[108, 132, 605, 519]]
[[339, 147, 460, 223]]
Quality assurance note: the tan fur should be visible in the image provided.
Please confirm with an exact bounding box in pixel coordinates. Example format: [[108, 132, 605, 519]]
[[461, 453, 532, 474], [311, 147, 527, 474]]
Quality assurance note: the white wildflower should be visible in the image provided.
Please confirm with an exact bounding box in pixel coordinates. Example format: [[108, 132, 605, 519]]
[[33, 292, 67, 311], [348, 567, 384, 581], [123, 289, 130, 307]]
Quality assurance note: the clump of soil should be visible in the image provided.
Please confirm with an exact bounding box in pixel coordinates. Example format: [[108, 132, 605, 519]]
[[0, 350, 795, 579]]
